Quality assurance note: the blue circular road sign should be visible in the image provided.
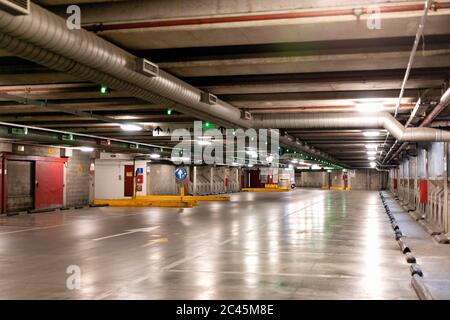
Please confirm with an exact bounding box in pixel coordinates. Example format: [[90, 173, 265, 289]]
[[175, 167, 187, 181]]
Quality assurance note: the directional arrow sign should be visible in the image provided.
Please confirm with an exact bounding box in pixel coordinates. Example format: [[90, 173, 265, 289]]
[[93, 226, 160, 241]]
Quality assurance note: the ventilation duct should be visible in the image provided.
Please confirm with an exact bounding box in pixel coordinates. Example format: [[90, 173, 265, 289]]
[[0, 3, 245, 127], [251, 112, 450, 142], [0, 0, 29, 15]]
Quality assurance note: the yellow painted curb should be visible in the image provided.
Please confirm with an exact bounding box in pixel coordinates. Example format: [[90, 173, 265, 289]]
[[136, 195, 230, 202], [93, 199, 198, 208], [322, 186, 351, 191], [241, 188, 290, 192]]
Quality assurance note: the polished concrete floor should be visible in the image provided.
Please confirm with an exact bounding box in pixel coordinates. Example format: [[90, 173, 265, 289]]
[[0, 189, 417, 299]]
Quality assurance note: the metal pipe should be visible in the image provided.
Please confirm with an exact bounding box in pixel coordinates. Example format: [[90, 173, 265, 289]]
[[248, 104, 415, 114], [81, 2, 450, 32], [381, 0, 434, 162], [385, 86, 450, 162], [393, 0, 433, 118], [0, 121, 167, 150], [421, 86, 450, 126]]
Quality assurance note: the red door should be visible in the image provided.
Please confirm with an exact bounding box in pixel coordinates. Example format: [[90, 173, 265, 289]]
[[35, 160, 64, 210], [124, 165, 134, 197]]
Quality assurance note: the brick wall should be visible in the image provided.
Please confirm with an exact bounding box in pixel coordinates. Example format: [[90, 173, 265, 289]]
[[65, 150, 91, 207]]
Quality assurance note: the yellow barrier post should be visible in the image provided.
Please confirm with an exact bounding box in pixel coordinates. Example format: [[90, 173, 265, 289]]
[[180, 185, 185, 197]]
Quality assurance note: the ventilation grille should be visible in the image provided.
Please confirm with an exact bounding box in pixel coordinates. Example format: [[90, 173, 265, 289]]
[[135, 58, 159, 77], [201, 92, 217, 105], [0, 0, 29, 15], [242, 110, 252, 120]]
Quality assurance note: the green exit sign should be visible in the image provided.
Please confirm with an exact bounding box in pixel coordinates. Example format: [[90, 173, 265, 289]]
[[130, 144, 139, 149], [10, 128, 28, 135], [61, 134, 74, 141]]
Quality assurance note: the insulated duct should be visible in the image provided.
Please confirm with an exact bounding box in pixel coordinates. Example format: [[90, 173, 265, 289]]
[[0, 3, 246, 128], [251, 112, 450, 142]]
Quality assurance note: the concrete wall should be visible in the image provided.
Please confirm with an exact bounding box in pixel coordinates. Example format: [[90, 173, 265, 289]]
[[147, 163, 177, 195], [299, 169, 386, 190], [6, 160, 33, 212], [299, 171, 327, 188], [64, 150, 92, 207], [350, 169, 386, 190], [94, 159, 148, 199], [11, 144, 62, 158]]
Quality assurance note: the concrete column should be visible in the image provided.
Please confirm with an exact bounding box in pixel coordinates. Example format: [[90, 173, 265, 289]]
[[63, 162, 67, 207], [415, 156, 418, 210], [407, 158, 410, 206], [193, 166, 197, 195], [444, 142, 449, 234], [210, 167, 214, 195]]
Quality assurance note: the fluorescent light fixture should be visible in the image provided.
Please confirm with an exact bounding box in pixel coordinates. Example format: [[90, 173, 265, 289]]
[[363, 131, 380, 137], [370, 162, 377, 168], [197, 140, 212, 146], [355, 103, 383, 113], [367, 151, 377, 156], [149, 153, 161, 159], [246, 150, 258, 158], [120, 123, 143, 131], [291, 159, 298, 164], [311, 164, 321, 170], [247, 164, 254, 168], [231, 162, 240, 166], [365, 144, 378, 149], [368, 156, 376, 160], [79, 147, 94, 152]]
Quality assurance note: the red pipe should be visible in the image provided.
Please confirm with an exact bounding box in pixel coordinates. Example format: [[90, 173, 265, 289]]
[[248, 104, 415, 113], [84, 2, 450, 32]]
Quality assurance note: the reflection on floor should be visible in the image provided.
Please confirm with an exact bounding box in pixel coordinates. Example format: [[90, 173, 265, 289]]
[[0, 189, 417, 299]]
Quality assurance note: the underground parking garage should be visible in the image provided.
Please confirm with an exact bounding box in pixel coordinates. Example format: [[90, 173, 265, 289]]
[[1, 0, 450, 309]]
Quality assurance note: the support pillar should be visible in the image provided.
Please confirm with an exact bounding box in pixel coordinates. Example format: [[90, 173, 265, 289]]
[[415, 156, 418, 210], [193, 166, 197, 196], [210, 167, 214, 195], [444, 142, 449, 234]]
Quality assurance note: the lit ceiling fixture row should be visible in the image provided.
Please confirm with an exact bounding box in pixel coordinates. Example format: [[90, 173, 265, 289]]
[[120, 123, 143, 131], [355, 103, 384, 113], [363, 131, 381, 137]]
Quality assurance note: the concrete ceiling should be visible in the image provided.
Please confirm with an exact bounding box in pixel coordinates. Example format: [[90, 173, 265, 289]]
[[1, 0, 450, 168]]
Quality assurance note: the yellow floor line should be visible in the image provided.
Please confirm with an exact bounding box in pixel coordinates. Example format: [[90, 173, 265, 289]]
[[241, 188, 290, 192]]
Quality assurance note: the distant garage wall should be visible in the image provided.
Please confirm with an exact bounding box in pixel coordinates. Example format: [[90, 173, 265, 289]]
[[350, 170, 387, 190], [299, 169, 387, 190], [299, 171, 327, 188]]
